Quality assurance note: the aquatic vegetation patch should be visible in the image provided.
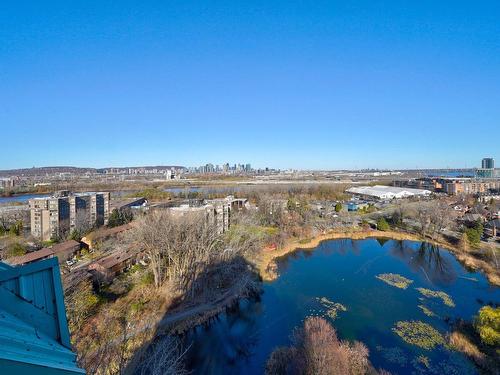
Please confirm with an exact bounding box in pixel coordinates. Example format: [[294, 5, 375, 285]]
[[375, 273, 413, 289], [416, 288, 455, 308], [418, 304, 437, 317], [316, 297, 347, 320], [416, 355, 430, 368], [375, 345, 408, 366], [392, 321, 445, 350]]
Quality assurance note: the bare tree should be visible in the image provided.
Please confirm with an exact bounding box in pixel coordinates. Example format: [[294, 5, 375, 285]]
[[136, 336, 190, 375], [267, 317, 370, 375], [132, 209, 259, 302]]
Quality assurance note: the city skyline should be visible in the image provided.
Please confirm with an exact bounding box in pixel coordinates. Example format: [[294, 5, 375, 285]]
[[0, 157, 498, 173], [1, 1, 500, 170]]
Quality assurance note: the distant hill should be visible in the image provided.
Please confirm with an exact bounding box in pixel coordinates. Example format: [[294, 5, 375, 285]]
[[0, 166, 186, 177], [0, 166, 96, 177]]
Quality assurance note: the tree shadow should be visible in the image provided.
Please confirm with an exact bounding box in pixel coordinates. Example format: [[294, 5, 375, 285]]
[[389, 241, 457, 285], [124, 255, 262, 374]]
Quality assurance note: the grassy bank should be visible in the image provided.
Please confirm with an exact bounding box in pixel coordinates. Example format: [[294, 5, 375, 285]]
[[257, 228, 500, 286]]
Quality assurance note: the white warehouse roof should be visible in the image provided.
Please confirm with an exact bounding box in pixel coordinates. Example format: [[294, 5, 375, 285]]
[[346, 185, 432, 199]]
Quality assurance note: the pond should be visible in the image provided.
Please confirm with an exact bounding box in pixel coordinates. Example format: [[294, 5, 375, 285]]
[[184, 239, 499, 374]]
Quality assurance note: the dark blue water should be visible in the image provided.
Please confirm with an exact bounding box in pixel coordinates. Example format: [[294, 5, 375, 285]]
[[424, 170, 475, 178], [0, 193, 49, 204], [185, 239, 499, 374]]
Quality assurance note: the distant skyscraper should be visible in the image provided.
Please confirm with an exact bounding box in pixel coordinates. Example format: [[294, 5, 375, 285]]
[[482, 158, 494, 169]]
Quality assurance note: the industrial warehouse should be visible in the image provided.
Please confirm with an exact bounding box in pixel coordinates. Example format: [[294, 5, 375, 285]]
[[346, 185, 432, 200]]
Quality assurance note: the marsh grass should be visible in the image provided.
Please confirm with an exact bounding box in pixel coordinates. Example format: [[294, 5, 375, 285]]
[[392, 321, 445, 350], [375, 273, 414, 289], [416, 288, 455, 308]]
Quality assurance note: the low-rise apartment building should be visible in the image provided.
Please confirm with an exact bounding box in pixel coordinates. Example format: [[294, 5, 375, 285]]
[[168, 195, 247, 234], [29, 191, 110, 241], [444, 180, 500, 195]]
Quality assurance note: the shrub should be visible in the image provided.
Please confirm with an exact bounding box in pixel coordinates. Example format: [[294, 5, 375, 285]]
[[475, 306, 500, 346], [465, 228, 481, 247], [335, 203, 343, 212], [108, 208, 134, 228], [128, 188, 171, 201], [8, 221, 23, 236], [377, 217, 390, 231], [5, 242, 26, 258], [66, 280, 100, 332], [69, 229, 83, 241], [140, 271, 155, 286]]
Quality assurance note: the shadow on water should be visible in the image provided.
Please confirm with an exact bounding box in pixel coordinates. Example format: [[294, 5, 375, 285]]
[[375, 237, 390, 247], [123, 255, 262, 375]]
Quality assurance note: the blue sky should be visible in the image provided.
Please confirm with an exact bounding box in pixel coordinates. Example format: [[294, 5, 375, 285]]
[[1, 1, 499, 170]]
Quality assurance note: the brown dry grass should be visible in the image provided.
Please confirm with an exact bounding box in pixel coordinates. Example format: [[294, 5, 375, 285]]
[[448, 331, 485, 365]]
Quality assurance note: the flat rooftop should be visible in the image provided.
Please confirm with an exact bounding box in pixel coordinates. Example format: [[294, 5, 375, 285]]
[[30, 191, 109, 200]]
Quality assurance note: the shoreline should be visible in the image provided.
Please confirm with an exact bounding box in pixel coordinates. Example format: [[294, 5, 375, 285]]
[[256, 229, 500, 286]]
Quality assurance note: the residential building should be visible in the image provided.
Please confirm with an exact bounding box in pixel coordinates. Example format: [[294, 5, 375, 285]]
[[168, 195, 244, 234], [7, 240, 81, 266], [30, 195, 71, 241], [110, 197, 147, 212], [444, 180, 500, 195], [0, 177, 16, 190], [88, 247, 142, 284], [29, 191, 110, 241], [81, 223, 134, 250], [0, 258, 84, 374]]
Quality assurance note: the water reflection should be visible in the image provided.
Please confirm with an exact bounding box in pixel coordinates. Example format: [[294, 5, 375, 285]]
[[184, 239, 498, 374], [389, 241, 457, 285]]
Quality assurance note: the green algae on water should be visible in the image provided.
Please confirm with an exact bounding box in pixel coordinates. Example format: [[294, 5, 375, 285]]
[[375, 273, 414, 289], [416, 287, 455, 307], [392, 320, 445, 350], [418, 304, 437, 317], [316, 297, 347, 320]]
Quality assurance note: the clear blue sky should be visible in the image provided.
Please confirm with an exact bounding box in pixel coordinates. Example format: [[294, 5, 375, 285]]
[[1, 1, 499, 170]]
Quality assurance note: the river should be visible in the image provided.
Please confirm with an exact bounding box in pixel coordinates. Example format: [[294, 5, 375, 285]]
[[184, 238, 499, 374], [0, 193, 49, 204]]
